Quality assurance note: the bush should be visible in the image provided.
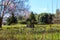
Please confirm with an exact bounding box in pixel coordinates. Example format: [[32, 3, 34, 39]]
[[7, 16, 18, 25]]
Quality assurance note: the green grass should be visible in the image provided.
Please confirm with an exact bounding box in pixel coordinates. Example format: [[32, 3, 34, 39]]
[[0, 24, 60, 40]]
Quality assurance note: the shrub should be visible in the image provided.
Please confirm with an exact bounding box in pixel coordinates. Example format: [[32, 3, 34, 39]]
[[7, 16, 18, 25]]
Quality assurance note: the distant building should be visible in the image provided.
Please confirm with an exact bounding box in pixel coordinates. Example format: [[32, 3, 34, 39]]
[[53, 9, 60, 24]]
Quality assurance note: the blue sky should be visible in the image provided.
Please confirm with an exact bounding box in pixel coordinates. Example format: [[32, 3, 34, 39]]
[[0, 0, 60, 14], [29, 0, 60, 13]]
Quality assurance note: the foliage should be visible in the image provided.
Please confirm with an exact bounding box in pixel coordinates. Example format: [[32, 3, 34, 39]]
[[29, 12, 36, 21], [28, 12, 37, 24], [26, 12, 37, 28], [34, 14, 38, 22], [38, 13, 53, 24], [7, 15, 18, 25]]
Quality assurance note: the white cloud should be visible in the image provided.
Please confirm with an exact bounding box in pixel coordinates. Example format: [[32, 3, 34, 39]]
[[40, 8, 48, 13], [43, 8, 47, 11]]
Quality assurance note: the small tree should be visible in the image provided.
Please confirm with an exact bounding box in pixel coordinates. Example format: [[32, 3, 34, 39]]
[[26, 12, 36, 28]]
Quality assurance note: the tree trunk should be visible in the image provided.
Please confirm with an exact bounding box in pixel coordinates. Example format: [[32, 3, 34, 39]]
[[0, 17, 2, 28], [0, 11, 4, 28], [30, 24, 34, 28]]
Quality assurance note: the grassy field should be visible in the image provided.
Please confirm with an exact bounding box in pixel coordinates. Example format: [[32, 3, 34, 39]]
[[0, 24, 60, 40]]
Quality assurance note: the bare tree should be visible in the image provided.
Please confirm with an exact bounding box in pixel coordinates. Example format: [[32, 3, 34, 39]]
[[0, 0, 29, 27]]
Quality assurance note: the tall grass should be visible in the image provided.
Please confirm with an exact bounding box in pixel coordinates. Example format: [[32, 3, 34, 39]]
[[0, 24, 60, 40]]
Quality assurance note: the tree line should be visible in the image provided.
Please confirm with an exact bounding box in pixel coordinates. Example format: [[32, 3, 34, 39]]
[[1, 12, 54, 28]]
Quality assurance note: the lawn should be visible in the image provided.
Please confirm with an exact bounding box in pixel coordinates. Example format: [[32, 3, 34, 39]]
[[0, 24, 60, 40]]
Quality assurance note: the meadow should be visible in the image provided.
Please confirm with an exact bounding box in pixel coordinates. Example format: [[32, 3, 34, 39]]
[[0, 24, 60, 40]]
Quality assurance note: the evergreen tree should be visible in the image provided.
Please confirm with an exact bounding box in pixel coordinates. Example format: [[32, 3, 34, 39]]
[[26, 12, 36, 28]]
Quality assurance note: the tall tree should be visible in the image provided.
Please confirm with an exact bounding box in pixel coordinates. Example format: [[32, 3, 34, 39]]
[[0, 0, 29, 27]]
